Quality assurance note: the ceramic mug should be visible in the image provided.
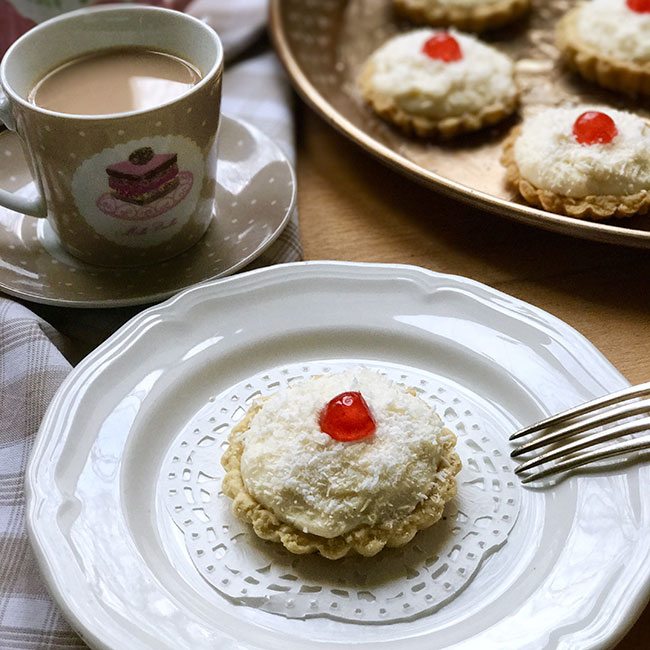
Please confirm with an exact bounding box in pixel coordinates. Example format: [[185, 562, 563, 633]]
[[0, 5, 223, 266]]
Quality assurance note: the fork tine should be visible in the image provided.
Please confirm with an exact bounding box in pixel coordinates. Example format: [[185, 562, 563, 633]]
[[519, 431, 650, 484], [514, 415, 650, 475], [510, 398, 650, 458], [510, 380, 650, 441]]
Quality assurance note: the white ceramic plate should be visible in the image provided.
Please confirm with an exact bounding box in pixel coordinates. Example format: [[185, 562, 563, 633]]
[[26, 261, 650, 650], [0, 115, 295, 307]]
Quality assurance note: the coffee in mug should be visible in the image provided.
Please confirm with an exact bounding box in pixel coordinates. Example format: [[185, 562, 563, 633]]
[[28, 47, 202, 115], [0, 5, 223, 267]]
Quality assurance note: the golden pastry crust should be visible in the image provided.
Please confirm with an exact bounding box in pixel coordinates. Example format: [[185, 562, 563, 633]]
[[556, 4, 650, 97], [221, 398, 462, 560], [393, 0, 531, 32], [359, 59, 518, 139], [501, 125, 650, 219]]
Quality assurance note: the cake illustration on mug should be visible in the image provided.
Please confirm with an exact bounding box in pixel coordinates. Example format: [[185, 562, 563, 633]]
[[96, 145, 194, 222], [106, 147, 180, 205]]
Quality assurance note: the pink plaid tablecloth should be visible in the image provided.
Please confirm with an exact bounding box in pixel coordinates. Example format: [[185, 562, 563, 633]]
[[0, 2, 301, 647]]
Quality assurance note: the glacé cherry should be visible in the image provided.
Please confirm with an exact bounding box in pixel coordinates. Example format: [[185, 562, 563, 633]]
[[627, 0, 650, 13], [572, 111, 618, 145], [319, 391, 376, 441], [422, 33, 463, 62]]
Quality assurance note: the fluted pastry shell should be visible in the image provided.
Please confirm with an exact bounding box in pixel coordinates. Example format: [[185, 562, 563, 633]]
[[501, 125, 650, 219], [359, 59, 518, 139], [556, 4, 650, 97], [393, 0, 531, 32], [221, 398, 462, 560]]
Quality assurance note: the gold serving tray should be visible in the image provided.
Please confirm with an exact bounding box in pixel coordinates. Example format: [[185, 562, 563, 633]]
[[269, 0, 650, 247]]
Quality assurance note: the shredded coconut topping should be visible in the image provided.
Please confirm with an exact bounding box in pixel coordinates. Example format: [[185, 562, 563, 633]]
[[239, 369, 449, 538], [513, 106, 650, 197], [576, 0, 650, 64], [367, 28, 516, 118]]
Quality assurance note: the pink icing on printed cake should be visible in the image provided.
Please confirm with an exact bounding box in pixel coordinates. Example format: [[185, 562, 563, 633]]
[[106, 147, 179, 205]]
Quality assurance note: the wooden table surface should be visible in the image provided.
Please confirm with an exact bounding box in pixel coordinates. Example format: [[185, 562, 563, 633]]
[[295, 102, 650, 649]]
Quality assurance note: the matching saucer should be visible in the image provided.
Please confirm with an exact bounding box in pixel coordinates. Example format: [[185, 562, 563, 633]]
[[0, 115, 296, 307]]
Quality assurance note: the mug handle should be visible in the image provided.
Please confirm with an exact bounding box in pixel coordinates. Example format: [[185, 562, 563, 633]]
[[0, 93, 47, 218]]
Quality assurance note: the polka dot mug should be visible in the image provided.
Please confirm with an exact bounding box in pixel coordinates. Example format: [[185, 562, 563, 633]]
[[0, 4, 223, 266]]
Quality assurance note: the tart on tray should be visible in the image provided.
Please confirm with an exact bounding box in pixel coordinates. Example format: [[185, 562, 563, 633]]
[[393, 0, 532, 32], [221, 369, 462, 560], [501, 106, 650, 219], [359, 28, 519, 138], [556, 0, 650, 96]]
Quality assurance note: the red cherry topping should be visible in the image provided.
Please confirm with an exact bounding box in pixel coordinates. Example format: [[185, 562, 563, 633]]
[[572, 111, 618, 145], [627, 0, 650, 13], [422, 33, 463, 63], [319, 391, 376, 441]]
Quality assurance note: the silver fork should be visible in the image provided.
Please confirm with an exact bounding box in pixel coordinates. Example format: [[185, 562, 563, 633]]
[[510, 381, 650, 484]]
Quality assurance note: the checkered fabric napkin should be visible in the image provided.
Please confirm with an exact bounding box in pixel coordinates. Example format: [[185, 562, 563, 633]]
[[0, 2, 301, 647], [0, 301, 75, 649]]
